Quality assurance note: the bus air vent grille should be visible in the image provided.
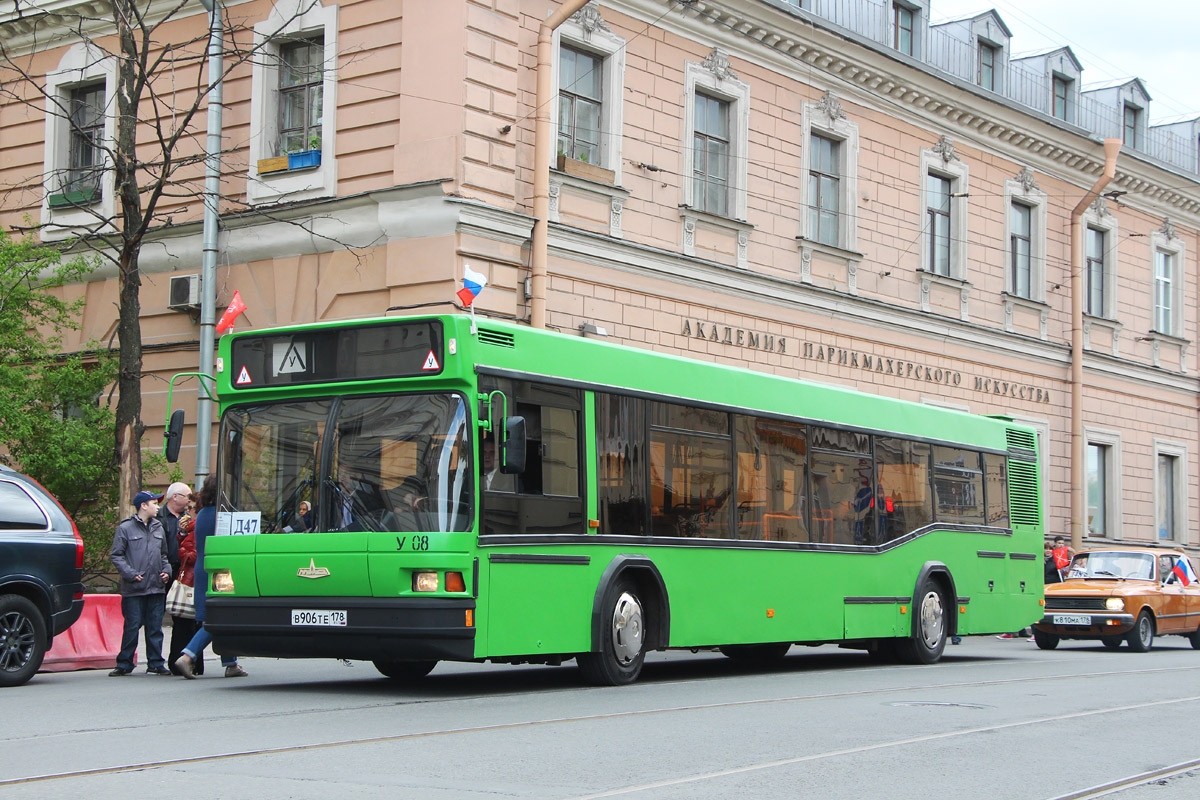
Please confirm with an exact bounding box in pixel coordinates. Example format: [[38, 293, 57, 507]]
[[478, 328, 515, 348], [1005, 428, 1037, 453], [1007, 459, 1040, 527]]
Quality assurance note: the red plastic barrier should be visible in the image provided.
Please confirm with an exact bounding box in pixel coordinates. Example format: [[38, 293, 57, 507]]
[[41, 593, 135, 672]]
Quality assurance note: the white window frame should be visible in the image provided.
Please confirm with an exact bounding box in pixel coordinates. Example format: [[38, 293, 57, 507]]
[[682, 60, 749, 221], [553, 12, 626, 182], [1153, 439, 1187, 542], [1084, 427, 1122, 539], [1051, 73, 1074, 123], [889, 1, 928, 58], [1150, 229, 1185, 338], [919, 147, 968, 280], [41, 43, 118, 239], [798, 97, 859, 252], [247, 0, 339, 205], [1003, 176, 1048, 303]]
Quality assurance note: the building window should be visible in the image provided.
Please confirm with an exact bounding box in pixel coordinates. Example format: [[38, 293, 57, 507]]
[[65, 84, 105, 196], [693, 93, 731, 217], [1085, 227, 1105, 316], [557, 45, 602, 165], [1123, 104, 1140, 147], [1052, 75, 1071, 121], [1157, 453, 1178, 540], [978, 42, 998, 91], [682, 58, 749, 220], [1009, 202, 1032, 298], [893, 3, 914, 56], [1154, 250, 1174, 334], [278, 37, 324, 156], [248, 0, 339, 205], [1086, 443, 1108, 536], [926, 173, 951, 275], [808, 134, 840, 246]]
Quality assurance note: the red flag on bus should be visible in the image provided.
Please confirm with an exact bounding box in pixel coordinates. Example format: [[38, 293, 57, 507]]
[[216, 291, 248, 334]]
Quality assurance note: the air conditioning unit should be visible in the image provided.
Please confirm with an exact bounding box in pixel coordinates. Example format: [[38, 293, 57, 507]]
[[169, 274, 201, 311]]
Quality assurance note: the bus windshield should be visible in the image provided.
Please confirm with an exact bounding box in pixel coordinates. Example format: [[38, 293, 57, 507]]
[[220, 393, 473, 533]]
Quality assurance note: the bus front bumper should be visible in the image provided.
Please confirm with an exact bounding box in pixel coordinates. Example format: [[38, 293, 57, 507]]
[[205, 596, 477, 661]]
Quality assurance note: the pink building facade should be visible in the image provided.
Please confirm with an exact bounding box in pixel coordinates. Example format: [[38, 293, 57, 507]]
[[1, 0, 1197, 550]]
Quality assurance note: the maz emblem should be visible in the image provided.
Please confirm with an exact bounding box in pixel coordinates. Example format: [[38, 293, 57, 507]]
[[297, 558, 331, 579]]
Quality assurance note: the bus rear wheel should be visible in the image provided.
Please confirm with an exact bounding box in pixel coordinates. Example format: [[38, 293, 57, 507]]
[[719, 643, 791, 662], [894, 579, 948, 665], [372, 660, 437, 681], [578, 577, 645, 686]]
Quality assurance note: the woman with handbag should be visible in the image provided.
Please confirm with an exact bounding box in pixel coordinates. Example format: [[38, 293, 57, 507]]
[[166, 495, 203, 675], [174, 476, 248, 678]]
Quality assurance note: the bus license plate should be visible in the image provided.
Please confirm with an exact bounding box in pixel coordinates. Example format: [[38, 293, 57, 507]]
[[291, 610, 347, 627], [1052, 614, 1091, 626]]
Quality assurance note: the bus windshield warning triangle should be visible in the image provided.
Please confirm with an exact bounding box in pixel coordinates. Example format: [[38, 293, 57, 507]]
[[236, 366, 252, 385], [422, 350, 440, 371]]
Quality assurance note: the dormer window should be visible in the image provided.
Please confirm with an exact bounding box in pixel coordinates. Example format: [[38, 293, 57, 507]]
[[1123, 104, 1141, 147], [894, 4, 914, 56], [1052, 75, 1071, 121], [979, 42, 998, 91]]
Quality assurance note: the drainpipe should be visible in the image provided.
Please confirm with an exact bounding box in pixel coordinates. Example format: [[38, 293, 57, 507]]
[[1069, 138, 1121, 553], [195, 0, 223, 481], [530, 0, 589, 329]]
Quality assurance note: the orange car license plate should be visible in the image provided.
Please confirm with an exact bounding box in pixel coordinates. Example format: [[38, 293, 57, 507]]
[[1052, 614, 1091, 626]]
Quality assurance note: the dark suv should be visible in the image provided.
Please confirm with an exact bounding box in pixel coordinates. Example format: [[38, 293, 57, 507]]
[[0, 465, 85, 686]]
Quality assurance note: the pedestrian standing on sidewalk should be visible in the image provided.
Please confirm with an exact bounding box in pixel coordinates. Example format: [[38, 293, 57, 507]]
[[109, 490, 173, 676], [175, 475, 248, 679]]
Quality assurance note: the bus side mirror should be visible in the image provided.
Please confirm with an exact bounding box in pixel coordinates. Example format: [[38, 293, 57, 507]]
[[164, 409, 185, 463], [501, 416, 526, 474]]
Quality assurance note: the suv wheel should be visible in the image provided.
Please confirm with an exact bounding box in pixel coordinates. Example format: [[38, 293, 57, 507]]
[[0, 595, 48, 687]]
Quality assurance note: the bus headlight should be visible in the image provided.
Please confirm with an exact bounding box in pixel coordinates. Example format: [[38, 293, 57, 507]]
[[1105, 597, 1125, 611], [211, 569, 235, 593], [413, 572, 439, 592]]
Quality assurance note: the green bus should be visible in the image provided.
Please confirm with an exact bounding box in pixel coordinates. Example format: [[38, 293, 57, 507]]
[[187, 313, 1044, 684]]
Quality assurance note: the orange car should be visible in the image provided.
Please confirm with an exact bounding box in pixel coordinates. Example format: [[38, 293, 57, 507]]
[[1034, 546, 1200, 652]]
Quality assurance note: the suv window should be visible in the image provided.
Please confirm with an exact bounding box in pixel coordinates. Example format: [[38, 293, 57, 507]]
[[0, 482, 49, 530]]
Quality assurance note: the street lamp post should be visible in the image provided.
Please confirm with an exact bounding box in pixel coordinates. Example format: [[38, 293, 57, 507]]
[[194, 0, 223, 481]]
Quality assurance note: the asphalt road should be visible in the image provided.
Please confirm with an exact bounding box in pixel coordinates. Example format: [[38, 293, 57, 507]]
[[4, 635, 1200, 799]]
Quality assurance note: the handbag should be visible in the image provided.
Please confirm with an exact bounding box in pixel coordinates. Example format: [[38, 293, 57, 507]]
[[165, 576, 195, 619]]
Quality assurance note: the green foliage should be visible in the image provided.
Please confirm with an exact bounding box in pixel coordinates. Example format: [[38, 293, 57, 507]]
[[0, 230, 117, 575]]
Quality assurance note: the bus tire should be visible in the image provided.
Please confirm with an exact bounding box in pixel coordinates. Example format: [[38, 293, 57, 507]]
[[1125, 610, 1154, 653], [894, 578, 948, 665], [719, 643, 791, 662], [1032, 629, 1059, 650], [372, 659, 437, 681], [578, 577, 646, 686]]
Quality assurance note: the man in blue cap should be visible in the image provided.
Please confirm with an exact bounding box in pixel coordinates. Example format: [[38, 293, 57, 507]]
[[108, 490, 173, 675]]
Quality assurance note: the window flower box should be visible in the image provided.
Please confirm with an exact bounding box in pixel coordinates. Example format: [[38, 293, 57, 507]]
[[47, 187, 100, 208], [257, 156, 290, 174], [556, 153, 614, 185], [287, 150, 322, 170]]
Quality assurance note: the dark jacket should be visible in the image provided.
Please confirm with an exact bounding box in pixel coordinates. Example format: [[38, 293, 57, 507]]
[[110, 515, 171, 596], [158, 506, 183, 575], [1044, 556, 1063, 584]]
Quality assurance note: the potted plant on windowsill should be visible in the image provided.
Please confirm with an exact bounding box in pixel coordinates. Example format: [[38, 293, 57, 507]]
[[257, 136, 322, 174], [287, 136, 322, 170], [556, 151, 614, 185]]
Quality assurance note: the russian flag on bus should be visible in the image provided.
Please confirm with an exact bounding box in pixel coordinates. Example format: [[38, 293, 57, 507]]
[[456, 265, 487, 308], [1171, 557, 1198, 586]]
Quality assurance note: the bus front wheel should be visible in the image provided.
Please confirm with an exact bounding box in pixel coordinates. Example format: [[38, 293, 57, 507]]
[[578, 577, 646, 686], [372, 659, 437, 681], [894, 579, 948, 665]]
